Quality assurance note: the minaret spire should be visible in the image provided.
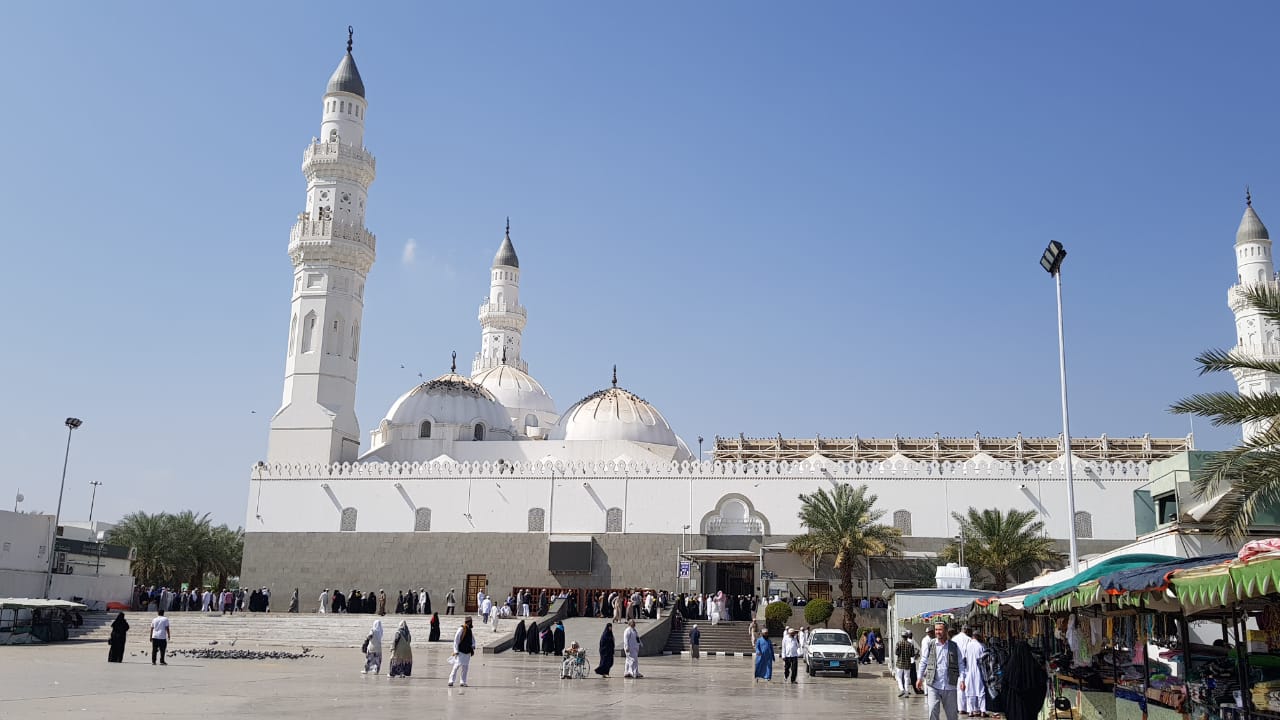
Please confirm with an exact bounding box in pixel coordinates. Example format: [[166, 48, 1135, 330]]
[[612, 365, 618, 388], [347, 25, 354, 54], [451, 351, 457, 374]]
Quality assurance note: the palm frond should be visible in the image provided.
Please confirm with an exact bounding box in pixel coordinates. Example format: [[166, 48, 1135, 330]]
[[1169, 391, 1280, 426], [1192, 348, 1280, 377], [1243, 284, 1280, 326]]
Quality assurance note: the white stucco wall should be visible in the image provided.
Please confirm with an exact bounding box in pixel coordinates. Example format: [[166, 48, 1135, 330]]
[[0, 511, 54, 573], [246, 458, 1151, 541]]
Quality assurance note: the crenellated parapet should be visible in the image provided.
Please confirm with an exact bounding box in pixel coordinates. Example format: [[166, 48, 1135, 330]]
[[252, 457, 1153, 481], [288, 218, 376, 272], [302, 140, 376, 186]]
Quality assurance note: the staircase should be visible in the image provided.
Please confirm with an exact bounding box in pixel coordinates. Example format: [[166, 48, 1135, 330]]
[[664, 620, 755, 656], [69, 610, 516, 649]]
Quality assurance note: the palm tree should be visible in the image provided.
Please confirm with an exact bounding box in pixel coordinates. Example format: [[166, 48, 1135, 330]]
[[1170, 283, 1280, 540], [109, 511, 175, 586], [207, 524, 244, 591], [939, 508, 1062, 591], [788, 484, 901, 635]]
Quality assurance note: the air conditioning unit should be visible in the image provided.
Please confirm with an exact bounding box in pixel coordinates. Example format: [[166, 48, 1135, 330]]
[[54, 552, 67, 574]]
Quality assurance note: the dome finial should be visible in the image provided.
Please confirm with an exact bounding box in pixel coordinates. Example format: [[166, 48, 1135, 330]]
[[506, 216, 510, 238], [612, 365, 617, 388], [347, 26, 354, 54], [451, 351, 457, 374], [1247, 185, 1253, 208]]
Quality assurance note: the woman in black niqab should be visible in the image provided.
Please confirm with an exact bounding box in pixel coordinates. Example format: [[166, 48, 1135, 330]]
[[428, 612, 441, 642], [107, 612, 129, 663], [594, 623, 615, 678], [513, 619, 527, 651], [526, 620, 542, 653], [1001, 640, 1048, 720]]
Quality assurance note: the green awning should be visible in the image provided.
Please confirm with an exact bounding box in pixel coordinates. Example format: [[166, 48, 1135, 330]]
[[1023, 554, 1181, 613]]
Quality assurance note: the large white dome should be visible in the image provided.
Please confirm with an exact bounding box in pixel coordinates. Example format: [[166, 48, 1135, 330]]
[[383, 372, 512, 437], [553, 385, 680, 447], [471, 365, 557, 424]]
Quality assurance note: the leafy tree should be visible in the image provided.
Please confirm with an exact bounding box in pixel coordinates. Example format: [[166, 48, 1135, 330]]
[[939, 508, 1062, 590], [765, 601, 792, 637], [788, 484, 901, 635], [804, 598, 834, 627], [1170, 283, 1280, 539]]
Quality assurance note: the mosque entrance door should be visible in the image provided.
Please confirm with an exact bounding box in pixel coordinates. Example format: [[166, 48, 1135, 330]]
[[465, 574, 486, 613], [716, 562, 755, 597]]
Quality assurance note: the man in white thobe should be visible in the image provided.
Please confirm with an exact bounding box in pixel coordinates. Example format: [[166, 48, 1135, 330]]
[[623, 619, 643, 678], [953, 625, 973, 712], [960, 632, 989, 716], [318, 589, 329, 613]]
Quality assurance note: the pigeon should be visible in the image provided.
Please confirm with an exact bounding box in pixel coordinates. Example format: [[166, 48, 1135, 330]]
[[209, 640, 218, 645]]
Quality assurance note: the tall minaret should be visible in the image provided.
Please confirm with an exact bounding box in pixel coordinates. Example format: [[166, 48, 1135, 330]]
[[472, 219, 529, 374], [1228, 189, 1279, 441], [268, 28, 377, 464]]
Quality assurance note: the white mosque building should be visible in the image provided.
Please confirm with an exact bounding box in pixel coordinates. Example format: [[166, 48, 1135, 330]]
[[242, 34, 1223, 611]]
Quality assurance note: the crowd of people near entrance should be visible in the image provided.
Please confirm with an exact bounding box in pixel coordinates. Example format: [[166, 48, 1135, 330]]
[[131, 585, 273, 614]]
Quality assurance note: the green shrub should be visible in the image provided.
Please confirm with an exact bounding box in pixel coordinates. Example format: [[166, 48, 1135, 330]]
[[804, 598, 834, 627], [764, 601, 792, 637]]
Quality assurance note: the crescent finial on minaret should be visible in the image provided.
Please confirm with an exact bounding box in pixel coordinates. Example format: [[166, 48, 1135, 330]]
[[347, 26, 354, 54], [612, 365, 617, 388], [1247, 185, 1253, 208], [506, 216, 510, 238], [451, 350, 457, 374]]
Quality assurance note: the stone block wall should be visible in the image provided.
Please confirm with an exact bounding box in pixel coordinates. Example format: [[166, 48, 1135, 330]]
[[242, 531, 685, 613]]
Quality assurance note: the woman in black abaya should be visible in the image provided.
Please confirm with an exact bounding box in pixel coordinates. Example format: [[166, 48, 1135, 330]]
[[428, 612, 441, 642], [553, 621, 566, 655], [594, 623, 615, 678], [107, 612, 129, 663], [513, 620, 527, 652], [526, 620, 542, 653], [541, 622, 555, 655], [1001, 640, 1048, 720]]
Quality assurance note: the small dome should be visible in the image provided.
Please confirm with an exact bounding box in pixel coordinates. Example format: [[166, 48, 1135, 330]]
[[553, 385, 679, 447], [493, 221, 519, 268], [383, 373, 511, 436], [1238, 205, 1270, 244], [471, 365, 556, 418], [327, 52, 366, 98]]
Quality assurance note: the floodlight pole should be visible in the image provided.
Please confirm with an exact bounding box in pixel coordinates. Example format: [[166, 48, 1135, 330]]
[[1041, 241, 1079, 574], [46, 417, 83, 599]]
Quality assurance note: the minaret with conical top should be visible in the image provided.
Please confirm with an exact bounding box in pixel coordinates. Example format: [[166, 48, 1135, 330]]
[[1228, 189, 1280, 441], [473, 219, 529, 374], [269, 28, 377, 464]]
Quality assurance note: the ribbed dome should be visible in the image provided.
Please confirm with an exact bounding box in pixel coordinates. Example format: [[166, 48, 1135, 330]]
[[383, 373, 511, 435], [553, 386, 679, 447], [471, 365, 556, 417], [493, 232, 519, 268], [1238, 205, 1270, 244], [327, 52, 366, 98]]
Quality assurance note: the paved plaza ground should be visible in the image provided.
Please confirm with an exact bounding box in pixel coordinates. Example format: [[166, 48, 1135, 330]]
[[0, 639, 930, 719]]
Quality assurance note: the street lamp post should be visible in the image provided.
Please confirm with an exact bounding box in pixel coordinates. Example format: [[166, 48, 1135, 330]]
[[956, 533, 966, 567], [95, 530, 105, 577], [46, 417, 83, 599], [88, 480, 103, 528], [1040, 240, 1080, 574]]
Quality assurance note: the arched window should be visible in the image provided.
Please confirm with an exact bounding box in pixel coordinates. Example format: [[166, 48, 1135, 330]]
[[287, 314, 297, 356], [606, 507, 623, 533], [349, 322, 359, 360], [414, 507, 431, 532], [300, 311, 317, 353], [893, 510, 912, 536], [340, 507, 357, 532], [328, 129, 338, 143], [528, 507, 545, 532], [419, 421, 431, 438], [1074, 511, 1093, 539], [473, 423, 485, 441], [525, 414, 539, 429]]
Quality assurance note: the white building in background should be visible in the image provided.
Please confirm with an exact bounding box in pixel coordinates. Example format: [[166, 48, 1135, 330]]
[[240, 33, 1204, 610], [1228, 191, 1280, 441]]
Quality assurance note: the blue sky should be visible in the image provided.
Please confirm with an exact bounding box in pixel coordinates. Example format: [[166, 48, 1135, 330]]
[[4, 2, 1277, 527]]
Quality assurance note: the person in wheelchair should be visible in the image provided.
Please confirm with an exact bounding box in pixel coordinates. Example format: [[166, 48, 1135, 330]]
[[562, 641, 589, 679]]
